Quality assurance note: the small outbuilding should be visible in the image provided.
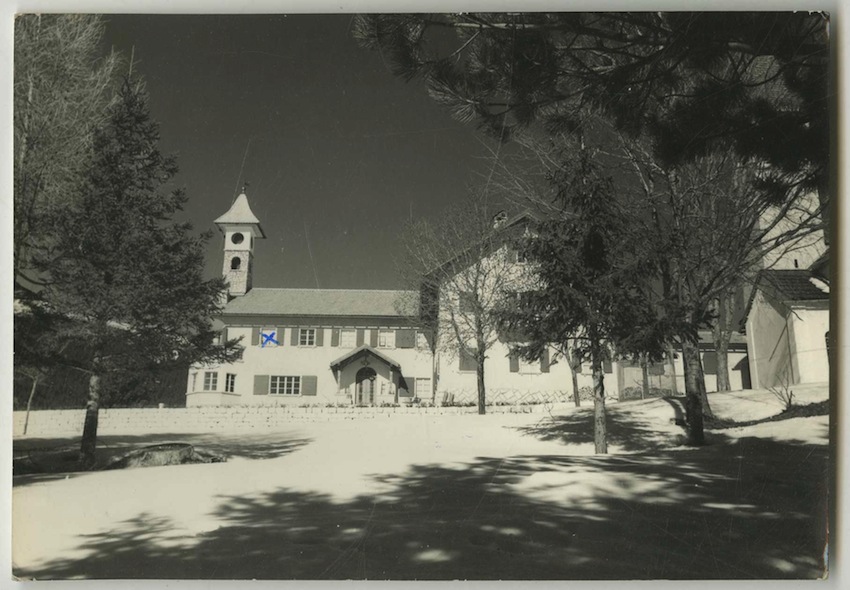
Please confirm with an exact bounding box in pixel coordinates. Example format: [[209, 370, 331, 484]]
[[743, 269, 830, 389]]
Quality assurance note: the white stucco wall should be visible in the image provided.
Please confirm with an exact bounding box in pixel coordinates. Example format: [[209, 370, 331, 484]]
[[746, 289, 829, 388], [436, 342, 582, 404], [701, 350, 749, 392], [759, 193, 827, 271], [788, 305, 830, 384], [746, 290, 793, 389]]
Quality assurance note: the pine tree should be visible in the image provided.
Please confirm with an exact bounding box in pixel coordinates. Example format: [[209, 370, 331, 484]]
[[353, 12, 829, 213], [500, 142, 661, 453], [40, 79, 240, 467]]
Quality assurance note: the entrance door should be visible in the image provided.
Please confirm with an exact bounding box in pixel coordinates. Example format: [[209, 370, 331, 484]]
[[356, 367, 377, 406]]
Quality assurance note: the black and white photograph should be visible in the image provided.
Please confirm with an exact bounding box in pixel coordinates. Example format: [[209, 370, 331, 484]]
[[10, 7, 836, 582]]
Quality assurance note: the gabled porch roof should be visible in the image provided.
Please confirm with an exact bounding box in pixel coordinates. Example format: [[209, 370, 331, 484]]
[[330, 344, 401, 372]]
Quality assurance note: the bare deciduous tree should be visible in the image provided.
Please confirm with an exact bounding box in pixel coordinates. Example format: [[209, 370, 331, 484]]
[[14, 14, 119, 288], [398, 193, 534, 414]]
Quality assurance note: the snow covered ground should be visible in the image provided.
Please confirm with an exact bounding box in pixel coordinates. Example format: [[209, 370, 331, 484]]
[[12, 384, 830, 580]]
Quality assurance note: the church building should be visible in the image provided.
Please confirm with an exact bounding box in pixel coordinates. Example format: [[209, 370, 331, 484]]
[[186, 194, 751, 407]]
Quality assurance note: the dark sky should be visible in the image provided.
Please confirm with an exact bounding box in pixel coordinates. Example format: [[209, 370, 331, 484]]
[[101, 14, 501, 290]]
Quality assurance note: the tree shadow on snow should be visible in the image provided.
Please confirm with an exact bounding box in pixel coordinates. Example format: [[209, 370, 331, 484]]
[[15, 436, 828, 581], [515, 404, 681, 452]]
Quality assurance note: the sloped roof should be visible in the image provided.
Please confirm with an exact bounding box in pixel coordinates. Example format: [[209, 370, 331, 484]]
[[743, 269, 830, 321], [330, 344, 401, 370], [223, 288, 417, 317], [214, 193, 265, 237], [759, 269, 831, 302], [424, 209, 541, 281]]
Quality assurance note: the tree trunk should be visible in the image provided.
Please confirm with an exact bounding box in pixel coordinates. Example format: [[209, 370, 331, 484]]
[[476, 359, 486, 415], [667, 344, 679, 395], [715, 336, 731, 391], [23, 375, 39, 436], [680, 339, 706, 445], [640, 353, 650, 399], [591, 351, 608, 455], [713, 290, 735, 392], [565, 347, 581, 407], [79, 372, 101, 469]]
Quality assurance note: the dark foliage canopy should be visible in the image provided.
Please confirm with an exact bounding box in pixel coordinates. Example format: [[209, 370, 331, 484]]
[[353, 12, 829, 205], [498, 144, 664, 367]]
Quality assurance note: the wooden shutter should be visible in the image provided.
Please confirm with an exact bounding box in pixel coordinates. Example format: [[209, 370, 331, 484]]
[[398, 375, 412, 397], [396, 329, 415, 348], [253, 375, 269, 395], [273, 327, 282, 346], [369, 329, 378, 347], [603, 359, 613, 374], [301, 375, 318, 396], [509, 350, 519, 373], [356, 328, 365, 347], [540, 347, 550, 373], [291, 327, 299, 346], [702, 352, 717, 375], [251, 328, 260, 346], [315, 328, 324, 347], [331, 329, 340, 347], [649, 362, 666, 376]]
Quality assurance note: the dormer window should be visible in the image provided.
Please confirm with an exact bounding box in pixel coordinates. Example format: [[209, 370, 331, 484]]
[[231, 256, 242, 270]]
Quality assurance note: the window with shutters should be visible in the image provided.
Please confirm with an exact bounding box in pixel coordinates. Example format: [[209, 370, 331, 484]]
[[203, 372, 218, 391], [225, 373, 236, 393], [270, 376, 301, 395], [339, 329, 356, 348], [415, 378, 431, 398], [519, 355, 540, 374], [378, 330, 395, 349], [260, 327, 280, 347], [299, 328, 316, 347]]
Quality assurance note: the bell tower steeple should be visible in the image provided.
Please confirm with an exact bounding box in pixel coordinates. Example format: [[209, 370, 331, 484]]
[[214, 191, 265, 298]]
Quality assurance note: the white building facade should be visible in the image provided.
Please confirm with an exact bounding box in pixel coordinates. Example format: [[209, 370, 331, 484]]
[[187, 195, 750, 407]]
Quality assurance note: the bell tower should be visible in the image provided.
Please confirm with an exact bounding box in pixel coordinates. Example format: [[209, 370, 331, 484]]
[[214, 192, 265, 298]]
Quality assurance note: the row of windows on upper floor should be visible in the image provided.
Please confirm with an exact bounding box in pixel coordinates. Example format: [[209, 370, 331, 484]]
[[218, 327, 431, 351]]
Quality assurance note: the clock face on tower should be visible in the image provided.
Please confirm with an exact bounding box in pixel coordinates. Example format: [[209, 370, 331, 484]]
[[231, 232, 244, 245]]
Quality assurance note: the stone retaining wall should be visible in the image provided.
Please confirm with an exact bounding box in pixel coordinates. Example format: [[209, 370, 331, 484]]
[[14, 403, 562, 437]]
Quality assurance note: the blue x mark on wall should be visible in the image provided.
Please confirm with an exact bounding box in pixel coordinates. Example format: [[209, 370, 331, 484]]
[[261, 330, 279, 347]]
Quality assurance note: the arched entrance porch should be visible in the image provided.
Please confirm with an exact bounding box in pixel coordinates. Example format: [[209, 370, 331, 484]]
[[355, 367, 377, 406]]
